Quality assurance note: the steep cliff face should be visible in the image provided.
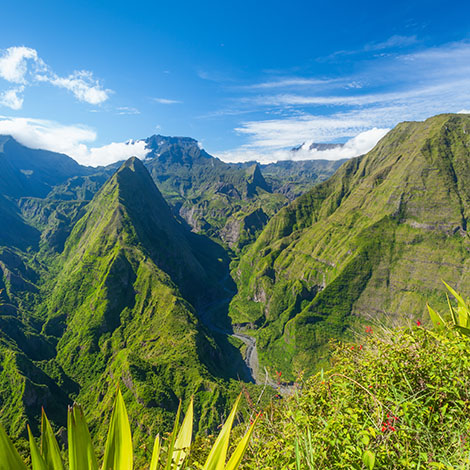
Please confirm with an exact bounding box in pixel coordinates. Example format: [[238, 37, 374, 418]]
[[230, 114, 470, 378]]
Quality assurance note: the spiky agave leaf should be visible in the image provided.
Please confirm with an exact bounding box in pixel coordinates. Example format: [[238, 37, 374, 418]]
[[0, 421, 27, 470], [203, 394, 241, 470], [102, 388, 133, 470], [426, 304, 446, 330], [41, 408, 64, 470], [224, 414, 258, 470], [150, 434, 161, 470], [68, 404, 98, 470], [164, 400, 182, 470], [443, 281, 467, 309], [28, 425, 48, 470], [172, 397, 194, 470]]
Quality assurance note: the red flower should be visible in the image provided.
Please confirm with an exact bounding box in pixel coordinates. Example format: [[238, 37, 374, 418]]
[[359, 345, 363, 350], [416, 320, 421, 326]]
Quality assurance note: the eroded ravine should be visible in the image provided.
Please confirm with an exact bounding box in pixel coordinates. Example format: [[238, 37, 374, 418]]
[[197, 281, 293, 394]]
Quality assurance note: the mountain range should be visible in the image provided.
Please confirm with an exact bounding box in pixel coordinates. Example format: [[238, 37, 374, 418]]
[[0, 132, 341, 445], [2, 113, 470, 450]]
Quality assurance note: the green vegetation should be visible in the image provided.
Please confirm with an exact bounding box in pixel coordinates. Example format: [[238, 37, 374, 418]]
[[230, 113, 470, 380], [4, 114, 470, 466], [241, 288, 470, 469], [0, 389, 256, 470]]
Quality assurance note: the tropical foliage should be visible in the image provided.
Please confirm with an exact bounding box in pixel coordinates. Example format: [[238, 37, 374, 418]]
[[0, 390, 257, 470]]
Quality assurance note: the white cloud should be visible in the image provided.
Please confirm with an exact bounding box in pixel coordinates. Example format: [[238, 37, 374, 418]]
[[458, 109, 470, 114], [234, 115, 372, 148], [117, 106, 140, 115], [216, 128, 390, 164], [0, 47, 38, 84], [75, 140, 149, 166], [45, 70, 111, 105], [365, 35, 418, 52], [0, 46, 111, 108], [152, 97, 182, 104], [0, 116, 149, 166], [244, 78, 337, 90], [0, 87, 25, 110]]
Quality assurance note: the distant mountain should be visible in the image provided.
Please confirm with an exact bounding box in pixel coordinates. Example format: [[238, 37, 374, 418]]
[[140, 135, 346, 249], [40, 134, 342, 250], [230, 114, 470, 378], [291, 142, 344, 152], [259, 159, 346, 200], [0, 135, 91, 198], [143, 135, 285, 249]]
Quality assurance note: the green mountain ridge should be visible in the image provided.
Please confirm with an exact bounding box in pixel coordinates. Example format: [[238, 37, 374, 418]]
[[0, 157, 245, 451], [230, 113, 470, 378]]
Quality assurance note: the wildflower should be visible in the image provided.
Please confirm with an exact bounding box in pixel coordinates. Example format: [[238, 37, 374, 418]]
[[359, 345, 363, 350], [416, 320, 421, 326], [350, 346, 354, 350], [365, 326, 373, 334], [381, 416, 398, 432]]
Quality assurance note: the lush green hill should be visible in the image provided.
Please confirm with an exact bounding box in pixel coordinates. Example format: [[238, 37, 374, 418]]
[[0, 158, 247, 454], [230, 113, 470, 379], [42, 158, 242, 435]]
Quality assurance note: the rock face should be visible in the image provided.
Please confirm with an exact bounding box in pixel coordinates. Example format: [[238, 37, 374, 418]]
[[221, 208, 269, 249], [230, 114, 470, 378]]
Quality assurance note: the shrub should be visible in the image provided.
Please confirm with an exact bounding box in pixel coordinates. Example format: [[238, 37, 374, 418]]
[[243, 310, 470, 468]]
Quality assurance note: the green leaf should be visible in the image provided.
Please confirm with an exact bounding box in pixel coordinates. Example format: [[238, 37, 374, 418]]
[[28, 425, 48, 470], [164, 400, 182, 470], [454, 325, 470, 337], [150, 434, 161, 470], [172, 397, 194, 470], [446, 293, 458, 325], [68, 404, 98, 470], [294, 439, 301, 470], [203, 394, 241, 470], [0, 420, 28, 470], [41, 408, 65, 470], [443, 281, 467, 309], [426, 304, 446, 330], [363, 450, 376, 470], [225, 415, 258, 470], [102, 388, 133, 470]]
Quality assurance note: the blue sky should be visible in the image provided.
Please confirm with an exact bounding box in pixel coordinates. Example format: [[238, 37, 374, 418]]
[[0, 0, 469, 165]]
